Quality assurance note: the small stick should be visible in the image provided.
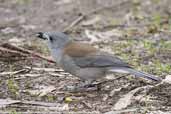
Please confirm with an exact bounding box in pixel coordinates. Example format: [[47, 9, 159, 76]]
[[0, 69, 28, 76], [63, 0, 130, 33], [63, 15, 84, 33], [25, 66, 64, 72], [1, 43, 56, 63], [0, 99, 60, 107], [0, 47, 27, 57]]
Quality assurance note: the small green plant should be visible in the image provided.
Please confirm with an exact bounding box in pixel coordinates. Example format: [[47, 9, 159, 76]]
[[160, 40, 171, 49], [153, 13, 161, 26], [15, 0, 31, 4], [151, 0, 160, 4], [142, 39, 157, 55], [10, 109, 21, 114], [46, 95, 55, 102], [152, 13, 162, 29], [111, 39, 170, 76], [7, 79, 19, 97], [169, 16, 171, 31], [154, 60, 171, 73]]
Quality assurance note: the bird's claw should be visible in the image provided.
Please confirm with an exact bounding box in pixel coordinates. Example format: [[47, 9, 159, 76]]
[[63, 83, 99, 92]]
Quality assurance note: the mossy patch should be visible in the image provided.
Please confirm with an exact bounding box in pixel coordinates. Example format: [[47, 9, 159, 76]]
[[111, 39, 171, 76]]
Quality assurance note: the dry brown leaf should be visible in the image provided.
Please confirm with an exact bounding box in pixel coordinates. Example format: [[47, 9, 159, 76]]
[[112, 86, 149, 110]]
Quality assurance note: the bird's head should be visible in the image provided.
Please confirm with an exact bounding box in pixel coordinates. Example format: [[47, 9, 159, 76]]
[[36, 32, 71, 49]]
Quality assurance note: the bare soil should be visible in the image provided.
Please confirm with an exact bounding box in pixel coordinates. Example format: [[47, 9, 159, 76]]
[[0, 0, 171, 113]]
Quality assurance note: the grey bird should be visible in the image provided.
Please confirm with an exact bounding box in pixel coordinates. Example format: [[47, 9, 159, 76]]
[[36, 32, 161, 88]]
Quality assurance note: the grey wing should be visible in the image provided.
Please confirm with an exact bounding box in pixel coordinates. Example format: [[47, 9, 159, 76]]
[[72, 52, 131, 68]]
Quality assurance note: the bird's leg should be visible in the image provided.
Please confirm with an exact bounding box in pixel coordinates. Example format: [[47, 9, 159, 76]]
[[79, 80, 103, 91], [63, 80, 97, 91], [81, 80, 96, 88]]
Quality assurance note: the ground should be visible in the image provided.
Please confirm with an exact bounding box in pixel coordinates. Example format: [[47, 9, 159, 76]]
[[0, 0, 171, 114]]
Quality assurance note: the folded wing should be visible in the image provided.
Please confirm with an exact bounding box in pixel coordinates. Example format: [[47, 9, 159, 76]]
[[64, 42, 131, 68]]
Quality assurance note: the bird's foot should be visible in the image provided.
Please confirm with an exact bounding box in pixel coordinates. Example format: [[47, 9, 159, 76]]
[[63, 82, 98, 92]]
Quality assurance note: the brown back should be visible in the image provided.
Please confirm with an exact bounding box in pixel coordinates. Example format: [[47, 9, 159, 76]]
[[63, 42, 97, 57]]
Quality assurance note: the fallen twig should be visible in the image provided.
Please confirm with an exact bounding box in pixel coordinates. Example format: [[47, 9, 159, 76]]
[[1, 43, 55, 63], [0, 99, 61, 108], [0, 47, 27, 57], [25, 66, 64, 72], [105, 108, 138, 114], [81, 101, 92, 109], [63, 0, 130, 33], [63, 15, 84, 33], [0, 99, 20, 108], [14, 74, 42, 80], [49, 73, 68, 77], [0, 69, 28, 76]]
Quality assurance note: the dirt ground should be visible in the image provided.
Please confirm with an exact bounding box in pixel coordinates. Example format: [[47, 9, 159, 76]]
[[0, 0, 171, 114]]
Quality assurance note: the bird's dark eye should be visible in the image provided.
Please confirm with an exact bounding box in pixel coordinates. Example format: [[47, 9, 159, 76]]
[[49, 36, 53, 41]]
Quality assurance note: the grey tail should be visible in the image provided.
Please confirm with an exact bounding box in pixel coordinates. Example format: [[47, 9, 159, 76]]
[[109, 68, 162, 82]]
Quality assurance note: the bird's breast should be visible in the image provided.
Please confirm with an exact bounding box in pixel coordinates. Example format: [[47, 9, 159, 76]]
[[50, 48, 63, 65]]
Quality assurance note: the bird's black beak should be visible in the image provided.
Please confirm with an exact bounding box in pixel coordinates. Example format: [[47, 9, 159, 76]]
[[36, 32, 46, 40]]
